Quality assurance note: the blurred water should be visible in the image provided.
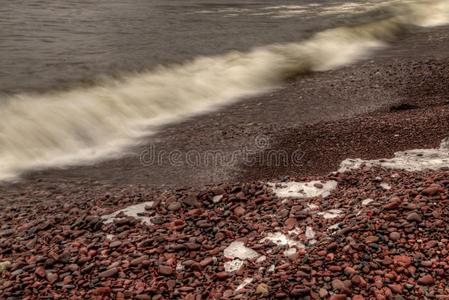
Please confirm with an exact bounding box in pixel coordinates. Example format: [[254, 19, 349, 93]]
[[0, 0, 380, 93]]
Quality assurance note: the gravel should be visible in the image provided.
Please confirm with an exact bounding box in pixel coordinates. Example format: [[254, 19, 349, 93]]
[[2, 166, 449, 298]]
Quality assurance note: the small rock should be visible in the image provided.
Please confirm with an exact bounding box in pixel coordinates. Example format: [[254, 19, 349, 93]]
[[159, 265, 173, 276], [109, 241, 122, 248], [10, 269, 23, 276], [319, 288, 328, 298], [92, 287, 111, 295], [384, 197, 401, 209], [389, 232, 401, 241], [329, 265, 342, 272], [330, 295, 347, 300], [212, 195, 223, 203], [406, 212, 422, 223], [422, 184, 442, 196], [46, 272, 58, 284], [216, 272, 230, 280], [99, 267, 118, 278], [256, 283, 269, 296], [0, 261, 11, 273], [233, 206, 246, 217], [35, 266, 46, 278], [394, 255, 412, 267], [130, 256, 148, 266], [185, 242, 201, 250], [285, 218, 297, 229], [314, 183, 323, 189], [332, 279, 346, 291], [365, 236, 379, 243], [388, 284, 403, 294], [167, 202, 182, 211], [236, 192, 246, 200], [417, 275, 434, 286], [344, 266, 357, 276], [182, 195, 202, 207], [151, 217, 166, 225], [199, 257, 214, 267]]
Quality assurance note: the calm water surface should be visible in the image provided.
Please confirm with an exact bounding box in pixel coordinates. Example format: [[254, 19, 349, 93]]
[[0, 0, 369, 93]]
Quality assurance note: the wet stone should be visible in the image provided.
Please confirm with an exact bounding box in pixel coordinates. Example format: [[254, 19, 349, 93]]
[[99, 267, 118, 278], [158, 265, 173, 276]]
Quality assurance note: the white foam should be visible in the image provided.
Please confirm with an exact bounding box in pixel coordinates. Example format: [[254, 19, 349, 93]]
[[305, 226, 316, 240], [307, 204, 320, 210], [328, 223, 341, 231], [270, 181, 337, 199], [101, 201, 154, 225], [236, 278, 254, 291], [362, 198, 374, 206], [256, 255, 267, 264], [224, 259, 244, 272], [318, 209, 343, 219], [261, 232, 305, 249], [224, 241, 259, 260], [176, 262, 184, 272], [284, 248, 297, 257], [288, 227, 301, 235], [339, 139, 449, 172], [380, 183, 392, 190]]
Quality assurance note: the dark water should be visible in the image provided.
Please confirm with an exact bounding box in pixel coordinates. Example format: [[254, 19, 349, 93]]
[[0, 0, 358, 93]]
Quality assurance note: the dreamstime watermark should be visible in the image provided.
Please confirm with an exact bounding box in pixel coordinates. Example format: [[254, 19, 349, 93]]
[[139, 134, 305, 168]]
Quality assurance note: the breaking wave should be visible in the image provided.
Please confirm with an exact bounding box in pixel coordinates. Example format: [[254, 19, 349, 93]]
[[1, 0, 448, 181]]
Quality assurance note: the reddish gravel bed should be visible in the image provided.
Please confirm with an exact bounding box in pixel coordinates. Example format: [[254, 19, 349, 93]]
[[2, 168, 449, 299], [241, 104, 449, 182]]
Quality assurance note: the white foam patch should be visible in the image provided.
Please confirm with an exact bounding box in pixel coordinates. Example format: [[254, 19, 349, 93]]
[[224, 259, 244, 272], [318, 209, 343, 219], [380, 182, 391, 190], [362, 198, 374, 206], [223, 241, 259, 272], [236, 278, 253, 291], [328, 223, 341, 231], [307, 204, 320, 211], [270, 181, 337, 199], [256, 255, 267, 264], [261, 232, 305, 249], [284, 248, 297, 257], [339, 139, 449, 172], [101, 201, 154, 225], [176, 262, 184, 272], [288, 227, 301, 235], [305, 226, 316, 240]]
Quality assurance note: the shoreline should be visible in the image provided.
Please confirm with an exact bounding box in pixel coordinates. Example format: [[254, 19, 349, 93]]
[[3, 26, 448, 189], [1, 25, 449, 299]]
